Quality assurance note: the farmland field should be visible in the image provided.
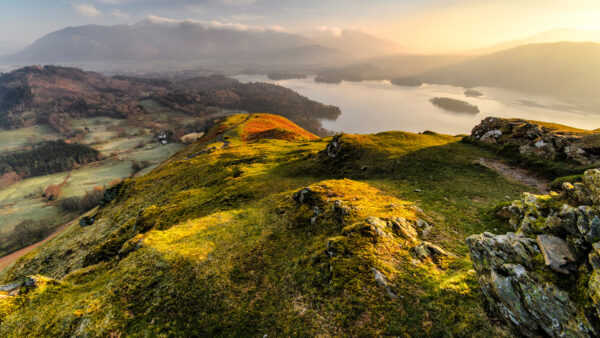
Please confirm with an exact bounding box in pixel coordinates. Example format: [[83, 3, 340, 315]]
[[0, 117, 184, 250], [0, 125, 61, 152]]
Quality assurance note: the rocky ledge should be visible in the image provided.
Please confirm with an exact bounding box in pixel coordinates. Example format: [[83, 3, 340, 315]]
[[471, 117, 600, 165], [467, 169, 600, 337]]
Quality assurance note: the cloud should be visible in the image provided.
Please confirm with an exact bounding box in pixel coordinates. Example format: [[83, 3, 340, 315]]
[[146, 15, 182, 24], [111, 9, 131, 19], [315, 26, 342, 37], [72, 3, 102, 17], [228, 13, 265, 21], [144, 15, 286, 32]]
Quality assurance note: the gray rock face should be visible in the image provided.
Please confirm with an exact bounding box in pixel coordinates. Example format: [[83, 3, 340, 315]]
[[325, 134, 343, 159], [467, 233, 594, 337], [372, 267, 397, 299], [471, 117, 600, 165], [536, 234, 576, 274], [468, 169, 600, 337], [0, 283, 21, 292], [293, 188, 314, 205]]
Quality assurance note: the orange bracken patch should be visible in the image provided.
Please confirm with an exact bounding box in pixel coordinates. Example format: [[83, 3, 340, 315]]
[[241, 114, 318, 141]]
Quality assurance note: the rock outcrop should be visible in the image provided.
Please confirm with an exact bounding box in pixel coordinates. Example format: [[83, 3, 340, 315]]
[[471, 117, 600, 165], [467, 169, 600, 337]]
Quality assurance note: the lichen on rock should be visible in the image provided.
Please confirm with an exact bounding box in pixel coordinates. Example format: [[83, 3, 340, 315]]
[[468, 169, 600, 337], [470, 117, 600, 165]]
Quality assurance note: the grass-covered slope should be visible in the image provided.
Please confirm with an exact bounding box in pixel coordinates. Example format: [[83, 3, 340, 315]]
[[0, 114, 532, 336]]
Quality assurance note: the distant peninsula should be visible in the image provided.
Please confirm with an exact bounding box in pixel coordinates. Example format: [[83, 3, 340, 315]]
[[390, 77, 423, 87], [430, 97, 480, 114]]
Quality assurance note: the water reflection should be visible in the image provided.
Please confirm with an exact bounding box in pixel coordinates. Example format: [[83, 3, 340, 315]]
[[235, 75, 597, 135]]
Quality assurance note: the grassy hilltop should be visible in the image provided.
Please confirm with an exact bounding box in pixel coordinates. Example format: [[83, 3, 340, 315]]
[[1, 114, 546, 336]]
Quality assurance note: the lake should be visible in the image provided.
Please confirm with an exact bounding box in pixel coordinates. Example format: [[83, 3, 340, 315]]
[[235, 75, 598, 135]]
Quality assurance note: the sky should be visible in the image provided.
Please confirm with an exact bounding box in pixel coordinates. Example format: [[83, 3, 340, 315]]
[[1, 0, 600, 52]]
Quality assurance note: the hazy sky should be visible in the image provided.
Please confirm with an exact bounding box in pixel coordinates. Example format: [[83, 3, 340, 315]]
[[1, 0, 600, 52]]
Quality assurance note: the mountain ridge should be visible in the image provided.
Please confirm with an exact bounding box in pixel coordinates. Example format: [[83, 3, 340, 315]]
[[0, 22, 353, 69]]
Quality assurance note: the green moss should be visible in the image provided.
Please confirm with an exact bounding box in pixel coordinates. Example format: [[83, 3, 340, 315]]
[[0, 114, 536, 336], [551, 174, 584, 190]]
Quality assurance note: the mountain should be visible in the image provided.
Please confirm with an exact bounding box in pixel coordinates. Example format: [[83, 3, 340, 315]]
[[0, 21, 351, 69], [471, 27, 600, 54], [304, 29, 406, 58], [422, 42, 600, 101]]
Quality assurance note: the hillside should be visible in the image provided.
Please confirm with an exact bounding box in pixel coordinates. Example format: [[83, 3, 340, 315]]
[[471, 27, 600, 54], [0, 113, 544, 336], [422, 42, 600, 101], [0, 65, 340, 135], [0, 66, 341, 266], [3, 115, 599, 335]]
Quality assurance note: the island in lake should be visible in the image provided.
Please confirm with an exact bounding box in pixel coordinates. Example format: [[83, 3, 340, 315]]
[[464, 89, 483, 97], [429, 97, 480, 114]]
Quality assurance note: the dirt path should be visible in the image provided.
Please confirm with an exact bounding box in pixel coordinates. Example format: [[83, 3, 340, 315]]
[[0, 218, 76, 272], [477, 157, 550, 194]]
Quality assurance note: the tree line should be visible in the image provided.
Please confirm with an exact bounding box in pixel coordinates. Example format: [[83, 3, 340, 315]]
[[0, 141, 100, 177]]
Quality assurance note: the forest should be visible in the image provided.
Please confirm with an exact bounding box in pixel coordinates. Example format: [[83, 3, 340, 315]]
[[0, 141, 99, 178], [155, 75, 342, 135], [0, 67, 342, 136]]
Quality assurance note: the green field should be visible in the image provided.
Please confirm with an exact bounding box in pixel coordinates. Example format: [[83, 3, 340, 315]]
[[0, 125, 61, 152], [0, 117, 184, 240]]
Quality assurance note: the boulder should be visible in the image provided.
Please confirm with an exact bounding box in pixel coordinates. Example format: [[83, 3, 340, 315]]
[[0, 283, 21, 292], [389, 217, 418, 239], [470, 117, 600, 165], [479, 129, 502, 144], [467, 233, 594, 337], [583, 169, 600, 205], [325, 134, 343, 159], [372, 267, 397, 299], [413, 241, 454, 261], [79, 216, 96, 227], [467, 169, 600, 336], [293, 188, 314, 205]]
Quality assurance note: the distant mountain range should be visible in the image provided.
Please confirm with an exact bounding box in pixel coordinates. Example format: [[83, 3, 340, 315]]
[[422, 42, 600, 100], [472, 27, 600, 54], [302, 29, 407, 58], [2, 21, 320, 63], [1, 20, 410, 69]]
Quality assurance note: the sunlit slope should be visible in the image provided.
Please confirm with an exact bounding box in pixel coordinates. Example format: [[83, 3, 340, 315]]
[[0, 114, 531, 336]]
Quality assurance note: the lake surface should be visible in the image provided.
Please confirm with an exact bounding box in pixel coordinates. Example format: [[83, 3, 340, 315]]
[[235, 75, 598, 135]]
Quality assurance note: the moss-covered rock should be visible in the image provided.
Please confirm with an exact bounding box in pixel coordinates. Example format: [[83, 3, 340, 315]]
[[471, 117, 600, 166], [468, 169, 600, 337]]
